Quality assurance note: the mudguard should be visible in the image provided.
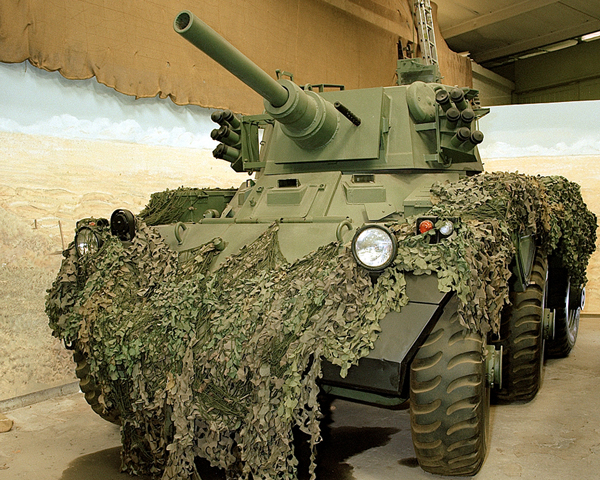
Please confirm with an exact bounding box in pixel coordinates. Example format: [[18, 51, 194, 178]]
[[321, 274, 451, 403]]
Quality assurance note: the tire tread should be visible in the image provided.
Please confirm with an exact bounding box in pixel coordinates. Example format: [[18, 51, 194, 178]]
[[494, 253, 546, 403], [410, 296, 489, 476]]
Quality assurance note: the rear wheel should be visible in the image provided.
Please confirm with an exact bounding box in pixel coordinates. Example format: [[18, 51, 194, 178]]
[[410, 296, 490, 476], [546, 285, 582, 358], [494, 252, 546, 403]]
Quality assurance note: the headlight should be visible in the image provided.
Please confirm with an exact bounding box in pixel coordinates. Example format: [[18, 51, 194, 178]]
[[416, 216, 457, 243], [76, 228, 100, 257], [351, 225, 397, 271], [111, 209, 136, 242], [439, 220, 454, 237]]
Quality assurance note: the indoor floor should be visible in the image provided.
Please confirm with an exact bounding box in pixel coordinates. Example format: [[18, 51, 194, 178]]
[[1, 317, 599, 480]]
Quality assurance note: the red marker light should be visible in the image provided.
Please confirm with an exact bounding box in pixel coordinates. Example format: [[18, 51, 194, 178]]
[[419, 220, 434, 234]]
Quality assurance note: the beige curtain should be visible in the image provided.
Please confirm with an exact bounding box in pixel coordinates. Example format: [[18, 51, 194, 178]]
[[0, 0, 470, 113]]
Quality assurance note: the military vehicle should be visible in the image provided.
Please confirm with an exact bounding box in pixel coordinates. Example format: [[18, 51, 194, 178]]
[[47, 6, 595, 479]]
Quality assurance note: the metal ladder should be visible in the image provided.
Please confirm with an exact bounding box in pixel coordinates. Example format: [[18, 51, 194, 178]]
[[413, 0, 438, 66]]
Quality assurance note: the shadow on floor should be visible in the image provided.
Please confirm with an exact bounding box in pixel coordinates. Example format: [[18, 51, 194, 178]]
[[59, 424, 400, 480], [59, 447, 152, 480], [303, 425, 401, 480], [194, 424, 402, 480]]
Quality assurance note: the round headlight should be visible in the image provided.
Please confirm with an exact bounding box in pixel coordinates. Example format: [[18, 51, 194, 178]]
[[76, 228, 100, 257], [439, 220, 454, 237], [351, 225, 397, 271]]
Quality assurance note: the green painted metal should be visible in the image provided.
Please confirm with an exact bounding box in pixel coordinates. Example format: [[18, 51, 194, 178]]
[[486, 344, 503, 389], [397, 58, 441, 85], [166, 11, 494, 401], [320, 385, 407, 407], [173, 10, 488, 174], [174, 11, 288, 107], [174, 10, 339, 151], [177, 189, 237, 222], [512, 234, 536, 292]]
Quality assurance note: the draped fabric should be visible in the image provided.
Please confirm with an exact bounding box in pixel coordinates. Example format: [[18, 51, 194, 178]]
[[0, 0, 471, 113]]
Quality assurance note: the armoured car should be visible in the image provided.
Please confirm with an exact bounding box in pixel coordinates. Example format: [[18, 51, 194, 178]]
[[47, 9, 595, 478]]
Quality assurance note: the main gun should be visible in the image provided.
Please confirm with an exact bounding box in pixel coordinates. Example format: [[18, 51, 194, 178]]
[[174, 10, 342, 151]]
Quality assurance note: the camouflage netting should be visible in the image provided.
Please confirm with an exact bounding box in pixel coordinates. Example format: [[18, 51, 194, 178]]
[[138, 187, 199, 225], [46, 172, 596, 480], [429, 173, 597, 289], [138, 187, 236, 226]]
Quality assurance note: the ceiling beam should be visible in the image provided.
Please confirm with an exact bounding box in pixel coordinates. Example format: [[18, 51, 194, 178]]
[[442, 0, 559, 39], [473, 19, 600, 62], [320, 0, 414, 39]]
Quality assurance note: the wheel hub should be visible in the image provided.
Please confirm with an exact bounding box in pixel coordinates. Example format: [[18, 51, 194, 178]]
[[486, 345, 503, 390], [543, 308, 555, 340]]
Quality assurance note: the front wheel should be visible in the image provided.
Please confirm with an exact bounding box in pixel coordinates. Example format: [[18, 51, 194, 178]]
[[73, 349, 121, 425], [410, 296, 490, 476]]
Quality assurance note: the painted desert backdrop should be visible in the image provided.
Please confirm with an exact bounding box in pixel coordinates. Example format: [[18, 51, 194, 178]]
[[1, 131, 599, 400]]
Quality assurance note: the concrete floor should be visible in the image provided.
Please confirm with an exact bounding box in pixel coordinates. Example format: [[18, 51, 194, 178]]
[[1, 318, 600, 480]]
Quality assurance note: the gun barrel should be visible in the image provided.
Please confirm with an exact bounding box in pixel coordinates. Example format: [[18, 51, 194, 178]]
[[174, 10, 289, 108], [175, 10, 340, 150]]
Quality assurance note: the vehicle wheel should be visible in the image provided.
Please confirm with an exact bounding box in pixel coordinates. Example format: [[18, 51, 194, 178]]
[[73, 349, 121, 425], [410, 296, 489, 476], [494, 252, 546, 403], [546, 286, 582, 358]]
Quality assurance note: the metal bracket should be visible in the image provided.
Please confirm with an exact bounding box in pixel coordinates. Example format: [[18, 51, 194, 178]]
[[306, 83, 345, 92], [240, 114, 272, 173], [275, 69, 293, 81]]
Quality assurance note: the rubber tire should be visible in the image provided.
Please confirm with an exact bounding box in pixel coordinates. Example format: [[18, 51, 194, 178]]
[[494, 252, 546, 403], [73, 349, 121, 425], [410, 296, 490, 476], [546, 301, 580, 358]]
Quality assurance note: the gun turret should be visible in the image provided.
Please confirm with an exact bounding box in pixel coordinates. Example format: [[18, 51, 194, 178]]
[[174, 10, 340, 150]]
